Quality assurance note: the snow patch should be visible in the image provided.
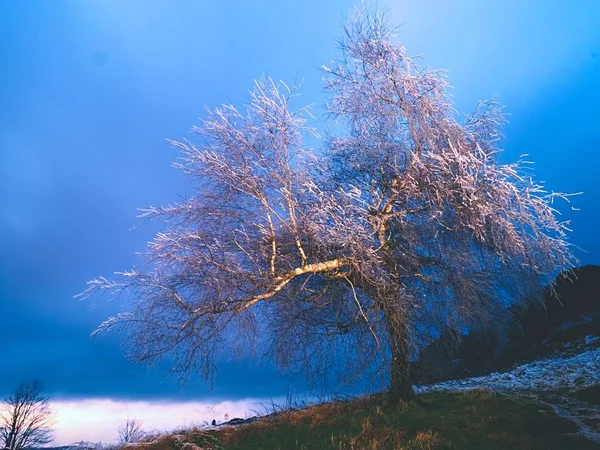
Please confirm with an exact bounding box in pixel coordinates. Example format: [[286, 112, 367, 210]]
[[416, 335, 600, 394]]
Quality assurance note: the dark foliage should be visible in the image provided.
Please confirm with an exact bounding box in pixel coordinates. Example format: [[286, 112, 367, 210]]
[[412, 265, 600, 384]]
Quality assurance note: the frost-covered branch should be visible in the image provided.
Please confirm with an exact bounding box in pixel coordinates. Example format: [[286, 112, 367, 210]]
[[81, 7, 578, 403]]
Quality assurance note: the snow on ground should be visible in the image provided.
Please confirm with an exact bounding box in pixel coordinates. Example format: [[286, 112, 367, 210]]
[[415, 334, 600, 444], [416, 335, 600, 394]]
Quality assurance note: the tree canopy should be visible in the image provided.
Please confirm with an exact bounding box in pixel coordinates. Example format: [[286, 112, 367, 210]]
[[81, 8, 576, 402]]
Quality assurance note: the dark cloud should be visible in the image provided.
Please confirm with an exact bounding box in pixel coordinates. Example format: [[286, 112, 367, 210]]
[[0, 290, 292, 400]]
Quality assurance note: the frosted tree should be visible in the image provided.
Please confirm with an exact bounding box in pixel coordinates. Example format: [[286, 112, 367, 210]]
[[1, 380, 54, 450], [80, 8, 576, 403]]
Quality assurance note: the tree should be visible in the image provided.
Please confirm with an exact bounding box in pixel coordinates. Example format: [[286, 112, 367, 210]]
[[118, 418, 145, 444], [0, 380, 54, 450], [80, 8, 576, 403]]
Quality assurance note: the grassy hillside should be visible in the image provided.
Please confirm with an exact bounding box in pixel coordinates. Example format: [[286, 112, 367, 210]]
[[124, 389, 599, 450]]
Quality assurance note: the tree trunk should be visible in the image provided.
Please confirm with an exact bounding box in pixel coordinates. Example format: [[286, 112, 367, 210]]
[[384, 304, 415, 404]]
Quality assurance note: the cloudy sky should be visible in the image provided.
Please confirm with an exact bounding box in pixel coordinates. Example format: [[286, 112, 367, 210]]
[[1, 0, 599, 444]]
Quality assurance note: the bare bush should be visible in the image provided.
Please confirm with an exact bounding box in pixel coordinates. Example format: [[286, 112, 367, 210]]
[[80, 7, 577, 403], [118, 418, 145, 443]]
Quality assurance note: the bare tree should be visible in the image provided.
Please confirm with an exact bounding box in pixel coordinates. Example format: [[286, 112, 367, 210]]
[[79, 7, 577, 403], [0, 380, 54, 450], [118, 418, 144, 444]]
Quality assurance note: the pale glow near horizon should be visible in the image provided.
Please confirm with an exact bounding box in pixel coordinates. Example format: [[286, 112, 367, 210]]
[[50, 397, 276, 446]]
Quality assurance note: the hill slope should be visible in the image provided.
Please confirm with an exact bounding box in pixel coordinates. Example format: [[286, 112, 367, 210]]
[[123, 331, 600, 449]]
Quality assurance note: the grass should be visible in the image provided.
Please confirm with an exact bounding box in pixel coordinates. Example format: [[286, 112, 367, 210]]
[[127, 389, 599, 450]]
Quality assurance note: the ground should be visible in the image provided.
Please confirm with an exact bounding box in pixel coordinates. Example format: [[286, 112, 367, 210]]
[[117, 331, 600, 449], [121, 390, 597, 449], [416, 334, 600, 443]]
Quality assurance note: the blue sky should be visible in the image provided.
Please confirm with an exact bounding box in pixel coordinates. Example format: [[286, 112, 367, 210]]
[[1, 0, 599, 440]]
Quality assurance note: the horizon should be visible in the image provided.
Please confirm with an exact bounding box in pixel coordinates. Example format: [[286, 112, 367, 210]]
[[49, 397, 273, 446], [1, 0, 599, 443]]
